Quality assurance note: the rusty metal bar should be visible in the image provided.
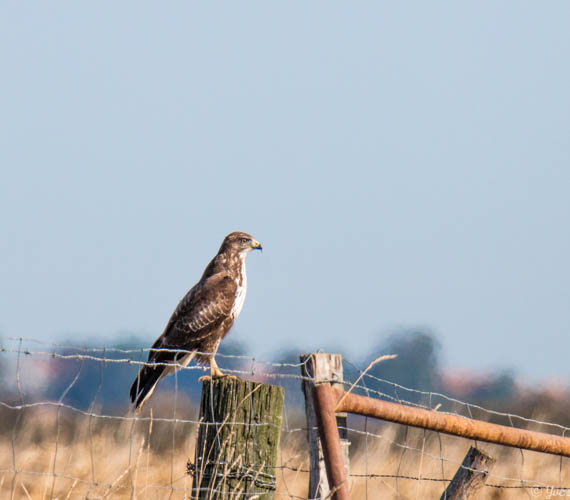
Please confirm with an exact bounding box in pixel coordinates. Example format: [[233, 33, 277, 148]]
[[312, 385, 350, 500], [330, 386, 570, 457], [300, 353, 350, 499]]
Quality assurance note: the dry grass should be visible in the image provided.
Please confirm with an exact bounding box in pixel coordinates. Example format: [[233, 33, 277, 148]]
[[1, 407, 194, 499], [347, 422, 569, 499], [1, 401, 568, 499]]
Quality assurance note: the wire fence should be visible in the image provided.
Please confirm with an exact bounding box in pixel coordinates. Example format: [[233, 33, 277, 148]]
[[1, 337, 569, 499]]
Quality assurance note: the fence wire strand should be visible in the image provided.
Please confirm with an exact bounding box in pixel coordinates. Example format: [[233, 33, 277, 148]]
[[0, 337, 568, 499]]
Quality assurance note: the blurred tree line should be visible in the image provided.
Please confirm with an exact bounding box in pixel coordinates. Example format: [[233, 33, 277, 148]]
[[0, 329, 562, 426]]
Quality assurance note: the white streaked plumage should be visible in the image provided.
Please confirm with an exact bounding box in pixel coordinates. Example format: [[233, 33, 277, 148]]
[[231, 255, 247, 319]]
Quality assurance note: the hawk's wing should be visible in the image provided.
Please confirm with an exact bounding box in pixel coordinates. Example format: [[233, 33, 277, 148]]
[[151, 271, 237, 359], [130, 272, 237, 409]]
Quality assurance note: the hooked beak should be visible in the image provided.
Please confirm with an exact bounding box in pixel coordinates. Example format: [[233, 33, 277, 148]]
[[250, 239, 263, 252]]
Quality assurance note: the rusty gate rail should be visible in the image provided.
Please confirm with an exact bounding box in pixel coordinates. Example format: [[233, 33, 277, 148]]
[[313, 384, 570, 500]]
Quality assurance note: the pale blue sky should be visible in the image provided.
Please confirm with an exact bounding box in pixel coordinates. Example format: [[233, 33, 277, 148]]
[[1, 2, 569, 381]]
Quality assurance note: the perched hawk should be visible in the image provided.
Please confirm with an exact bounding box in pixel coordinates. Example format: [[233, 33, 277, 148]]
[[130, 231, 262, 410]]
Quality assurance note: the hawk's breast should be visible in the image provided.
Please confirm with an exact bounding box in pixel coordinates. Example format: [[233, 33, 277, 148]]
[[230, 256, 247, 319]]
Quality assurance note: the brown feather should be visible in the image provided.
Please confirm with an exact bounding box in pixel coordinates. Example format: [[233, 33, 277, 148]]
[[129, 231, 259, 410]]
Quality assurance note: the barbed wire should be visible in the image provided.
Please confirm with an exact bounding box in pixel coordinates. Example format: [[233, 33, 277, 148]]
[[4, 336, 310, 367], [345, 359, 570, 433], [1, 337, 568, 499], [3, 342, 567, 433]]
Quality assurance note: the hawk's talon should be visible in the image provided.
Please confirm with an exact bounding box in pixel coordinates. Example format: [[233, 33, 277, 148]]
[[199, 373, 237, 382]]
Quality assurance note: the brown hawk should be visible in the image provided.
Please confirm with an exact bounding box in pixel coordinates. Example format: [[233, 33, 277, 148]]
[[130, 231, 262, 410]]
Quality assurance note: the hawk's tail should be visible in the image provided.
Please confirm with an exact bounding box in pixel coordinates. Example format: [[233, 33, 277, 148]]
[[130, 364, 165, 411]]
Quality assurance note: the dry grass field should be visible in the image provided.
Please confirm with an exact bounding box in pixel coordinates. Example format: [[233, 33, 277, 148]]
[[1, 394, 568, 500]]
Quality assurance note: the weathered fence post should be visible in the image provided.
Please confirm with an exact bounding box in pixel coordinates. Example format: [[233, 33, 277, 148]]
[[300, 353, 350, 499], [189, 378, 285, 500], [440, 447, 496, 500]]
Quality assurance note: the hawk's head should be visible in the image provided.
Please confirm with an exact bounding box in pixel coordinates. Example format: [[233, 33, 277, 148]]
[[220, 232, 262, 255]]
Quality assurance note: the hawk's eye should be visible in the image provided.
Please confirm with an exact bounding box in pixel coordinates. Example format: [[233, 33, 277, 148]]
[[240, 238, 249, 244]]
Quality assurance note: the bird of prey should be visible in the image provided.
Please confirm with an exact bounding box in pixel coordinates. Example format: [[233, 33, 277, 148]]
[[130, 231, 262, 410]]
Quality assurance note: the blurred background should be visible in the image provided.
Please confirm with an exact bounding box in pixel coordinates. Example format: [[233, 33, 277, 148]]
[[2, 4, 570, 498], [1, 2, 570, 405]]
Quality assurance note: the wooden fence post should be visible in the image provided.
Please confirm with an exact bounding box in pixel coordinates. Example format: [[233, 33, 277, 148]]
[[300, 353, 350, 499], [440, 447, 496, 500], [189, 378, 284, 499]]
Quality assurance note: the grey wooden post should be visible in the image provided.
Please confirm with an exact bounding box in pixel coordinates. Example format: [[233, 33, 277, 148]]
[[440, 447, 496, 500], [300, 353, 350, 499]]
